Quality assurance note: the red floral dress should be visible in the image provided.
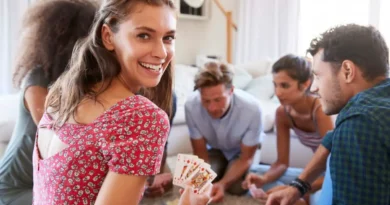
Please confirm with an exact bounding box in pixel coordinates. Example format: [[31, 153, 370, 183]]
[[33, 96, 169, 204]]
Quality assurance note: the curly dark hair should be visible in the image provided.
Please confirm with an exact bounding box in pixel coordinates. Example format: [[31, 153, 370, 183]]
[[307, 24, 389, 81], [12, 0, 98, 88]]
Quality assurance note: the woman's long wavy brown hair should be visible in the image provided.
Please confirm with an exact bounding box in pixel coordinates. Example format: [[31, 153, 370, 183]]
[[12, 0, 98, 88], [45, 0, 175, 128]]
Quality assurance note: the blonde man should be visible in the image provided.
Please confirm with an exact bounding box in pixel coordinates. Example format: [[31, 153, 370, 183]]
[[185, 62, 265, 203]]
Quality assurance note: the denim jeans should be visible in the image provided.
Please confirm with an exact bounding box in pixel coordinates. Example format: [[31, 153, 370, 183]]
[[250, 164, 322, 205]]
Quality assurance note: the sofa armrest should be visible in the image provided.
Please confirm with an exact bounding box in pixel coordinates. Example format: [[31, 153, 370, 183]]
[[167, 124, 193, 157]]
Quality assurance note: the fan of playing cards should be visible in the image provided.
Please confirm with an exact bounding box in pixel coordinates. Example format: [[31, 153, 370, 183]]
[[173, 154, 217, 194]]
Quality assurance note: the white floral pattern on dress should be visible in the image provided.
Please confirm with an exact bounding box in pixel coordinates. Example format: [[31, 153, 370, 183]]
[[33, 96, 169, 205]]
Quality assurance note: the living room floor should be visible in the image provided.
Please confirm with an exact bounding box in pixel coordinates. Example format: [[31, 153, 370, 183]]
[[139, 157, 264, 205], [140, 187, 263, 205]]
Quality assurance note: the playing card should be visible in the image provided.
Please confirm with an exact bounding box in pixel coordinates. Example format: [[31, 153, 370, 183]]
[[173, 153, 218, 194], [186, 163, 217, 194], [173, 154, 196, 186], [173, 154, 185, 186], [180, 155, 197, 181], [179, 157, 204, 187]]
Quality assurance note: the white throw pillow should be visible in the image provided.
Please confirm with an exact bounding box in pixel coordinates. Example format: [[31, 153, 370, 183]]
[[243, 75, 279, 132], [234, 58, 274, 78], [257, 99, 279, 132], [244, 74, 274, 101], [231, 64, 253, 89]]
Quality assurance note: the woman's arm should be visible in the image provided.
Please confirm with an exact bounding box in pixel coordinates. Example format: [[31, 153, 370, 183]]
[[314, 103, 334, 137], [308, 103, 333, 192], [95, 171, 147, 205], [24, 86, 48, 125], [261, 106, 291, 184], [309, 176, 324, 193]]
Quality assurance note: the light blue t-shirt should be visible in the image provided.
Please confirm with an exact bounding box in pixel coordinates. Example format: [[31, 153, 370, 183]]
[[319, 154, 333, 205], [185, 89, 265, 160]]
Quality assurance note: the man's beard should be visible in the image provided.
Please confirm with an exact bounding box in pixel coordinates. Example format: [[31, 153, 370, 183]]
[[322, 80, 344, 115]]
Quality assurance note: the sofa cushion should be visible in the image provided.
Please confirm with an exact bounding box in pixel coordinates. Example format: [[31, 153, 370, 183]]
[[0, 93, 19, 142], [234, 58, 274, 78], [245, 74, 274, 101], [167, 123, 193, 156], [231, 64, 253, 89], [260, 131, 314, 168], [173, 64, 199, 125], [257, 99, 279, 132], [243, 74, 279, 132]]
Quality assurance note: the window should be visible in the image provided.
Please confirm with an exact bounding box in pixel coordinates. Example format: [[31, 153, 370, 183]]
[[298, 0, 370, 55], [379, 0, 390, 48]]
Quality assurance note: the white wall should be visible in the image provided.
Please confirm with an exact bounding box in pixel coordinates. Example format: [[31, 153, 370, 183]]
[[175, 0, 239, 65]]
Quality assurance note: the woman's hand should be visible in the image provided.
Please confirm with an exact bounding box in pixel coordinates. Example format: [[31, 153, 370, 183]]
[[266, 185, 289, 195], [178, 182, 212, 205], [242, 173, 267, 189], [248, 184, 268, 204], [265, 186, 302, 205]]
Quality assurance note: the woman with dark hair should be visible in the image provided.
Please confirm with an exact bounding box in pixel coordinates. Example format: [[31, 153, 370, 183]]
[[33, 0, 210, 204], [243, 54, 334, 205], [0, 1, 97, 204]]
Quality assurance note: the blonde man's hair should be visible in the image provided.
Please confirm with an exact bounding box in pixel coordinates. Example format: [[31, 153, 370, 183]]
[[194, 62, 234, 90]]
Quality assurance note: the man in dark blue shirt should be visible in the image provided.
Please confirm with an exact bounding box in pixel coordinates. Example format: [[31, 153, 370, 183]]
[[266, 24, 390, 205]]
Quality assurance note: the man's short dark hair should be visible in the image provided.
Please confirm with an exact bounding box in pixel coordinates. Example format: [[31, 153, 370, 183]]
[[307, 24, 389, 81]]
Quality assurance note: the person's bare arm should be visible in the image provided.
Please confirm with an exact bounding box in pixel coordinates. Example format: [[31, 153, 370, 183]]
[[299, 144, 329, 187], [95, 171, 147, 205], [190, 138, 209, 163], [218, 143, 257, 189], [309, 104, 334, 192], [160, 143, 168, 173], [309, 176, 324, 193], [266, 144, 330, 205], [24, 86, 48, 125], [262, 106, 291, 184]]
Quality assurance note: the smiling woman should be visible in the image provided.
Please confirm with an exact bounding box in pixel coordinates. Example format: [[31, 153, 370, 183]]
[[31, 0, 208, 205]]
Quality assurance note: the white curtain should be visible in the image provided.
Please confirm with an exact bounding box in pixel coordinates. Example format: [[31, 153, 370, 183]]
[[235, 0, 300, 64], [0, 0, 31, 95]]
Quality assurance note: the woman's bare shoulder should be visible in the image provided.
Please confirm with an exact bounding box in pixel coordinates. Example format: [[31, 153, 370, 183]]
[[275, 105, 290, 126]]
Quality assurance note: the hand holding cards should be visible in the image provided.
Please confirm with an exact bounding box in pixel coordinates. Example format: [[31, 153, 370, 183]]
[[173, 154, 217, 194]]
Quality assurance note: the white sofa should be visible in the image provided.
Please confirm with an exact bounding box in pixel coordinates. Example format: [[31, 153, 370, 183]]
[[0, 93, 19, 158]]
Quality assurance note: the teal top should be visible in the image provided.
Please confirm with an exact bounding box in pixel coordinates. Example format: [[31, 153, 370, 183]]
[[0, 67, 49, 204]]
